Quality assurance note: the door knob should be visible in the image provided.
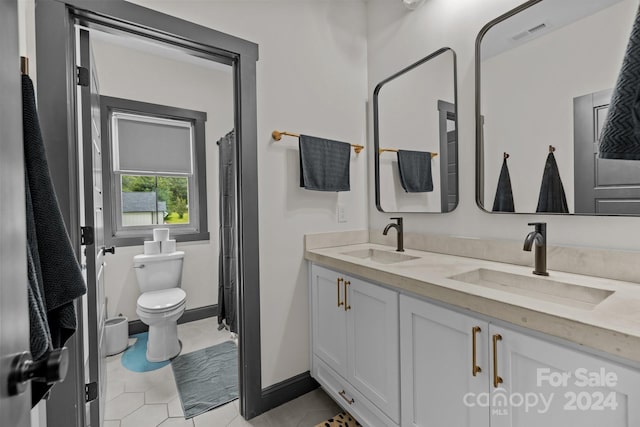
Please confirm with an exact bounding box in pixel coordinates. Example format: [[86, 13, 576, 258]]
[[7, 347, 69, 396], [102, 246, 116, 255]]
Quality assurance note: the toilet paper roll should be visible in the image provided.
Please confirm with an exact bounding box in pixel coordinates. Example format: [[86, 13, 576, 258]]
[[161, 239, 176, 254], [144, 241, 161, 255], [153, 228, 170, 241]]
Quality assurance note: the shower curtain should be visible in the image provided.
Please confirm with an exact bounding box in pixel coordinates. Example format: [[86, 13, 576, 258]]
[[217, 130, 237, 333]]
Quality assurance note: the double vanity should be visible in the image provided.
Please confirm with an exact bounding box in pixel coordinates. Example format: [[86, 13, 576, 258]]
[[321, 0, 640, 425], [305, 231, 640, 427]]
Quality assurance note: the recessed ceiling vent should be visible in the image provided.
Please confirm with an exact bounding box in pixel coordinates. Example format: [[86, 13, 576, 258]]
[[511, 21, 550, 41]]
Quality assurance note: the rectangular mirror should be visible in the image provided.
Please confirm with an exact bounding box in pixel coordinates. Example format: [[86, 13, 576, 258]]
[[476, 0, 639, 215], [374, 47, 458, 213]]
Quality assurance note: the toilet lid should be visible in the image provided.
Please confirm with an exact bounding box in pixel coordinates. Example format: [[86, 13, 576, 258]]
[[137, 288, 186, 311]]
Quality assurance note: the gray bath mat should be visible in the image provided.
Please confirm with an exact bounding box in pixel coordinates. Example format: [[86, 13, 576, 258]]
[[171, 341, 238, 418]]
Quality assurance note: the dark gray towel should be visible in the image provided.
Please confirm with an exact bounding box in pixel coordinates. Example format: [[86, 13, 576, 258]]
[[599, 5, 640, 159], [23, 75, 86, 405], [536, 152, 569, 213], [25, 173, 53, 362], [23, 74, 85, 348], [299, 135, 351, 192], [217, 130, 237, 334], [492, 158, 515, 212], [397, 150, 433, 193]]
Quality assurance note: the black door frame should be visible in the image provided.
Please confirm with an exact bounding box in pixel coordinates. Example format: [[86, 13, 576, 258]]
[[34, 0, 267, 422]]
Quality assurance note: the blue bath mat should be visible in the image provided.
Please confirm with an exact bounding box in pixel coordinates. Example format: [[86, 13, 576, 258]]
[[121, 332, 170, 373], [171, 341, 238, 418]]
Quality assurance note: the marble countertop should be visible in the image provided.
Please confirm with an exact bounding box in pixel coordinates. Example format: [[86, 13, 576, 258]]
[[305, 242, 640, 364]]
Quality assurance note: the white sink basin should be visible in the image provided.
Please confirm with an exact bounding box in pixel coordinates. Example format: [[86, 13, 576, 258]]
[[341, 248, 419, 265], [449, 268, 614, 310]]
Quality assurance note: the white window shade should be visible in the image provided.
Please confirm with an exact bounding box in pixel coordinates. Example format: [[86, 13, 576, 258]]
[[112, 112, 193, 175]]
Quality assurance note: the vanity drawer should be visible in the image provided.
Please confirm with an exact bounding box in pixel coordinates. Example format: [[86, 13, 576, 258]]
[[314, 356, 398, 427]]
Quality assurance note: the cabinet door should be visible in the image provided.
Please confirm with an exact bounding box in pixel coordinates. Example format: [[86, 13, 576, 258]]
[[400, 295, 490, 427], [490, 324, 640, 427], [346, 277, 400, 423], [311, 265, 348, 377]]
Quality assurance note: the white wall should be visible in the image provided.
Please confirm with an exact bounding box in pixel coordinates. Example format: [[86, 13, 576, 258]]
[[127, 0, 369, 388], [367, 0, 640, 252], [17, 0, 36, 79], [481, 0, 635, 212], [378, 49, 454, 212], [91, 36, 235, 321]]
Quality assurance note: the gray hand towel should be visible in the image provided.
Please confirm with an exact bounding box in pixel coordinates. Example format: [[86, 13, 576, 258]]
[[397, 150, 434, 193], [492, 158, 515, 212], [217, 130, 237, 334], [299, 135, 351, 192], [23, 75, 87, 405], [536, 152, 569, 213], [599, 5, 640, 159]]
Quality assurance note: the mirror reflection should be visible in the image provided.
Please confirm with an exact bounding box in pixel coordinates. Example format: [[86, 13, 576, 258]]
[[374, 48, 458, 213], [478, 0, 640, 215]]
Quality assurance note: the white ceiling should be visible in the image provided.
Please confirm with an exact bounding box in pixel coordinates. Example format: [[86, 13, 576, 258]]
[[481, 0, 628, 60]]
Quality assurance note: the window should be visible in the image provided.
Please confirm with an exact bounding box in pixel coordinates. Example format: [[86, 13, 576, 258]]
[[101, 96, 209, 246]]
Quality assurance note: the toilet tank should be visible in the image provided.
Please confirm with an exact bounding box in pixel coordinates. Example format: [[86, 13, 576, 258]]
[[133, 251, 185, 293]]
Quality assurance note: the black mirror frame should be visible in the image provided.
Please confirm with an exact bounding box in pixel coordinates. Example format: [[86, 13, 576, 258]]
[[373, 47, 459, 214]]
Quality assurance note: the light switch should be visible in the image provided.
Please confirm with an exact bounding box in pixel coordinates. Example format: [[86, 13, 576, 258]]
[[337, 204, 347, 223]]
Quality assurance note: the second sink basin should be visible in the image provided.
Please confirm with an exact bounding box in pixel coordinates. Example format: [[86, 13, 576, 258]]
[[449, 268, 614, 310], [341, 248, 419, 265]]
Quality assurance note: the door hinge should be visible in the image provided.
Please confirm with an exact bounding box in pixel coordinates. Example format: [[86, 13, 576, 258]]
[[76, 66, 89, 87], [85, 382, 98, 403], [80, 226, 94, 246]]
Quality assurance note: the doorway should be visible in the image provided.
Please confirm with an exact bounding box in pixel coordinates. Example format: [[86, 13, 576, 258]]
[[78, 25, 241, 426], [35, 0, 263, 425]]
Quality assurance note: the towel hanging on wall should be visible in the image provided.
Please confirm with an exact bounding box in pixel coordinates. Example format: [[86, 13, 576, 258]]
[[396, 150, 434, 193], [299, 135, 351, 192], [492, 153, 515, 212], [599, 5, 640, 159], [536, 146, 569, 213]]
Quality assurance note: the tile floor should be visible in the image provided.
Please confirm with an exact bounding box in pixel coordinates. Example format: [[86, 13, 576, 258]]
[[105, 318, 341, 427]]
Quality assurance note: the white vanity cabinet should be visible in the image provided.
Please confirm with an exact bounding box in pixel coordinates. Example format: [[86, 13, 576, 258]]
[[311, 264, 640, 427], [490, 324, 640, 427], [399, 295, 490, 427], [400, 295, 640, 427], [310, 265, 400, 426], [311, 264, 348, 378]]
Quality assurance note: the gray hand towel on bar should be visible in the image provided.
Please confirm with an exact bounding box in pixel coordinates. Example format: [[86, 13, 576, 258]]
[[299, 134, 351, 191], [599, 5, 640, 159], [397, 150, 433, 193]]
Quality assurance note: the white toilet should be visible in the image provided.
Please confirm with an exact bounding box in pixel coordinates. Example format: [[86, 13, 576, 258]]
[[133, 251, 186, 362]]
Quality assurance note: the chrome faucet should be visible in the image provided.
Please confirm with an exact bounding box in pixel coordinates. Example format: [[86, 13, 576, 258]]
[[523, 222, 548, 276], [383, 217, 404, 252]]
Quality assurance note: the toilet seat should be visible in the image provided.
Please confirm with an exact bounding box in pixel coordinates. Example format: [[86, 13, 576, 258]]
[[137, 288, 186, 312]]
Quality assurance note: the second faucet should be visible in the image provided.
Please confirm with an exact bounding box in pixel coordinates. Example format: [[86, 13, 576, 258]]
[[523, 222, 548, 276], [383, 217, 404, 252]]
